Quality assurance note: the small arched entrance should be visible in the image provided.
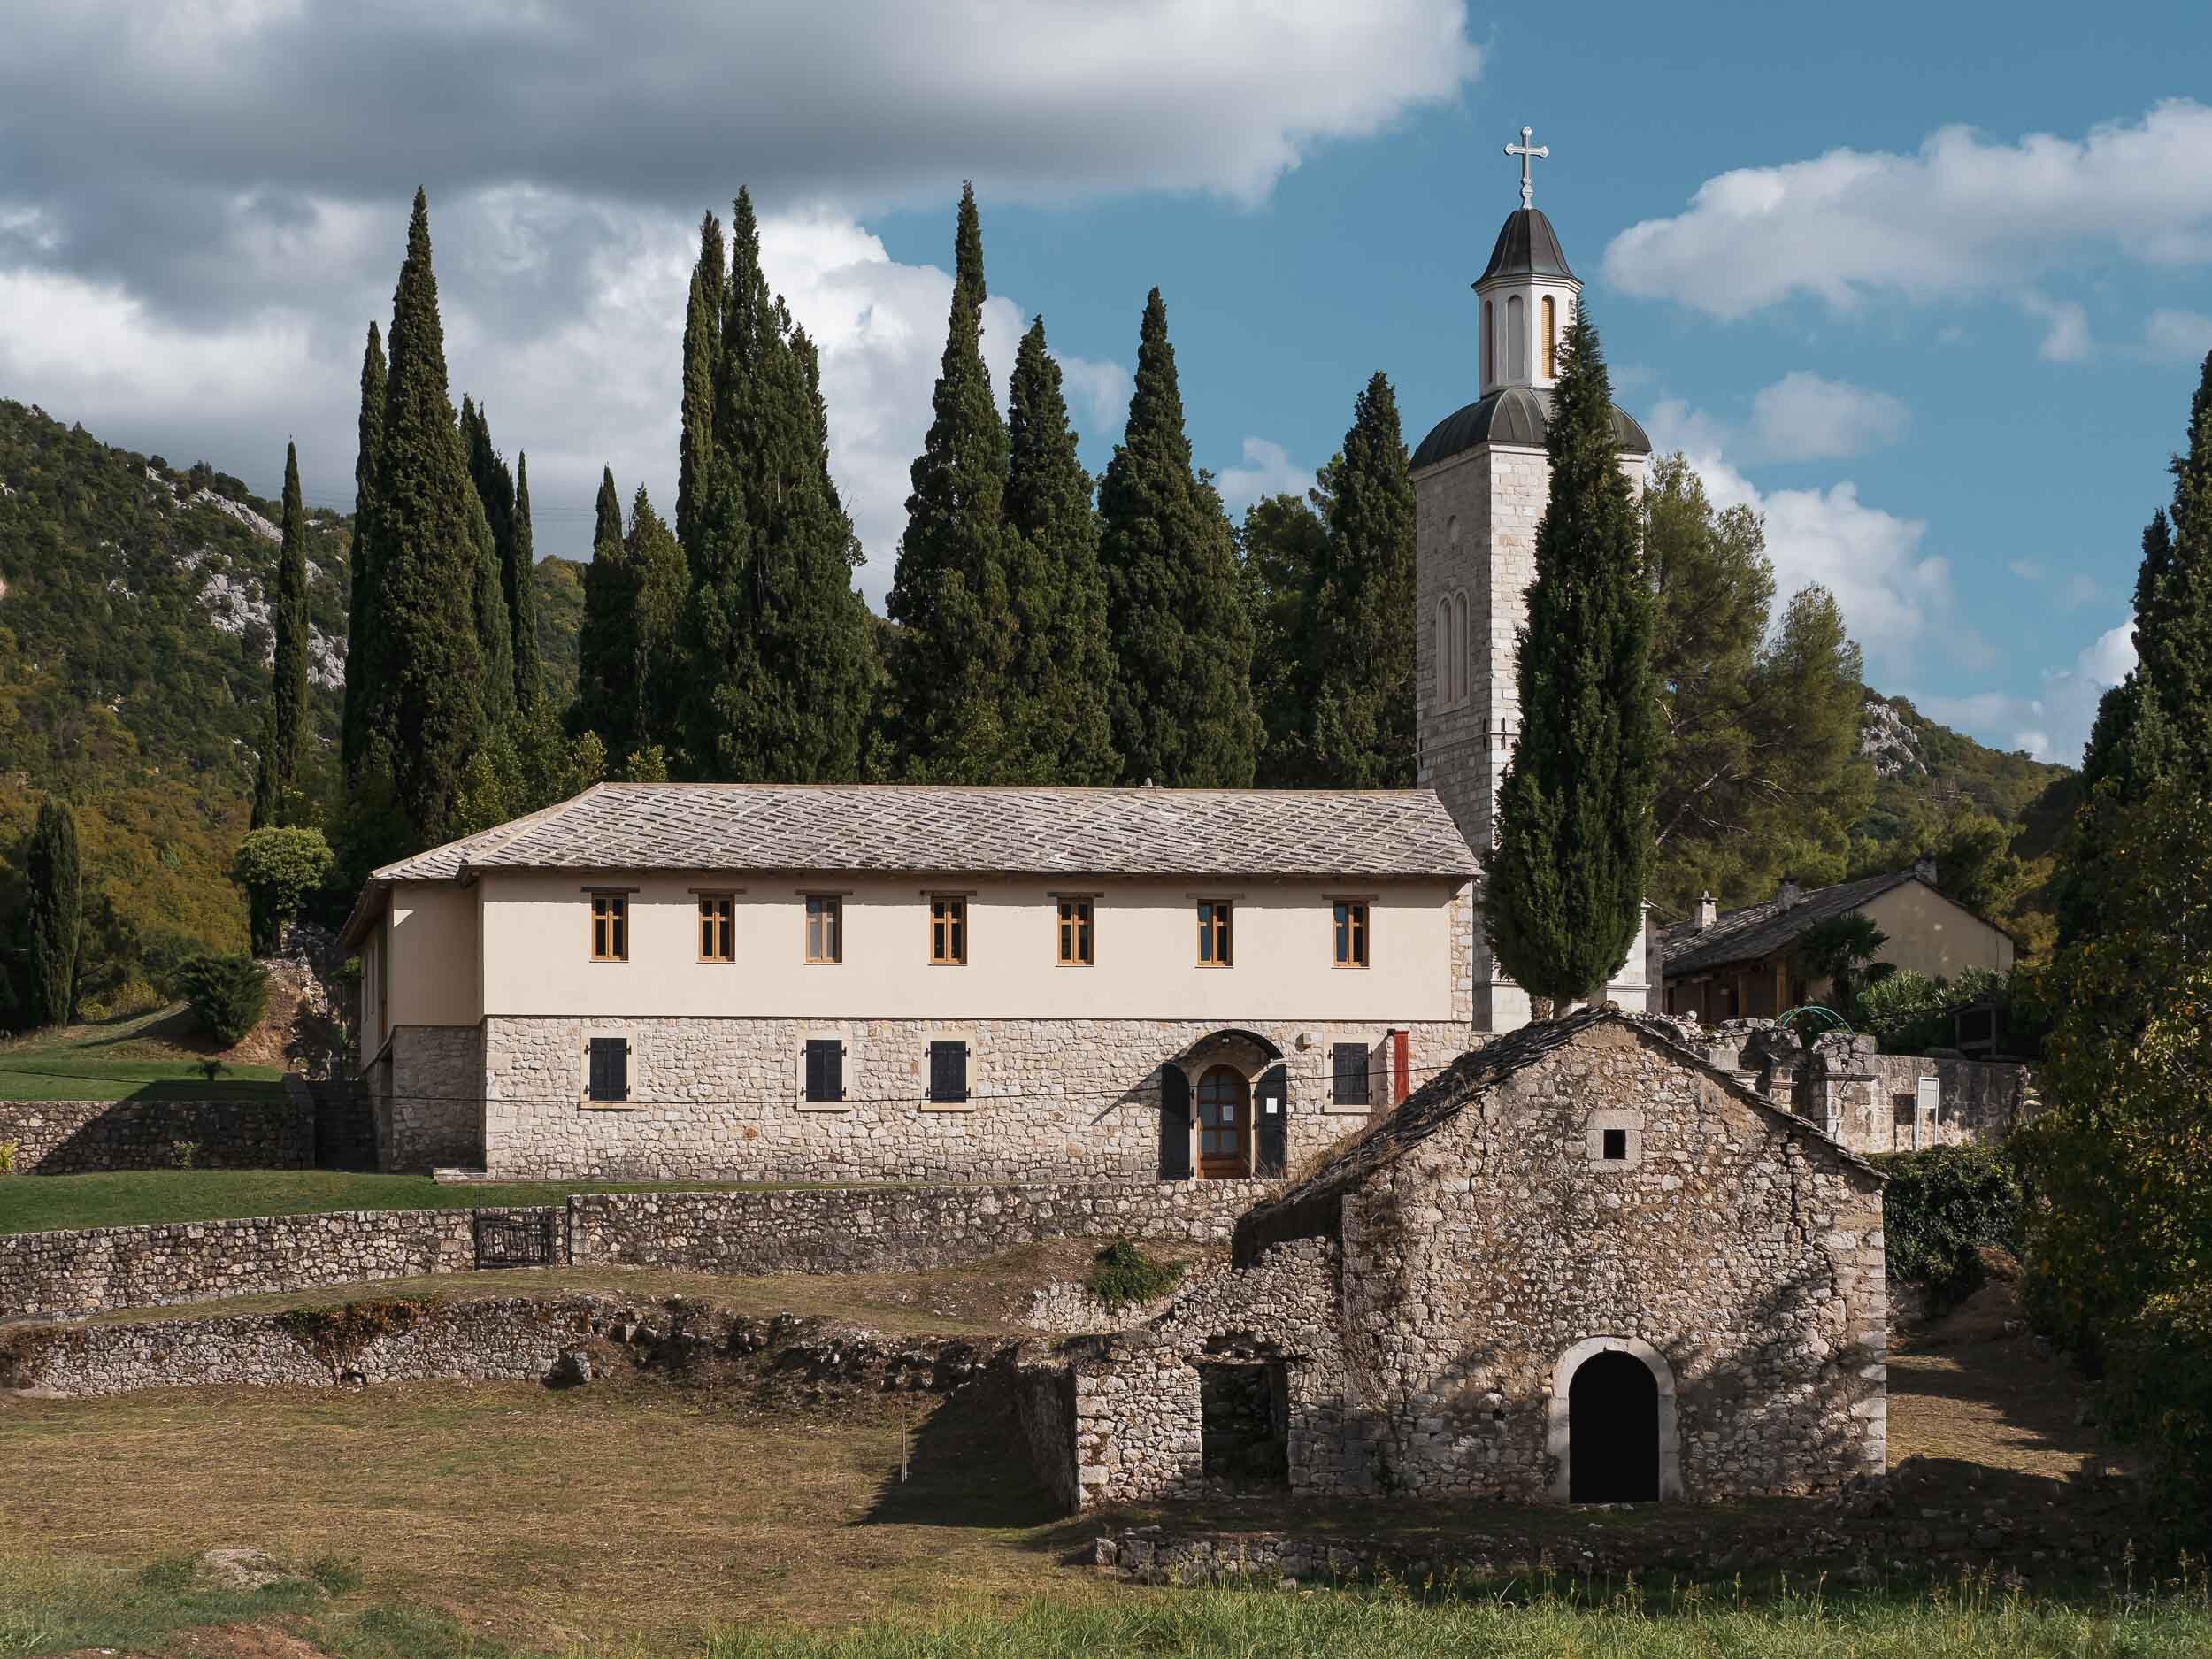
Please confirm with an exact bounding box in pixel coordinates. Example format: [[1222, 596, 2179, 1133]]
[[1568, 1351, 1658, 1502], [1195, 1065, 1250, 1179], [1548, 1336, 1681, 1503]]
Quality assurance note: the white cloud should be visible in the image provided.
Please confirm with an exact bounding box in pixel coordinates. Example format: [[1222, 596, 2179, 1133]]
[[1603, 101, 2212, 335], [1743, 372, 1908, 462], [1915, 615, 2136, 765], [2021, 293, 2091, 363], [2147, 308, 2212, 363], [1646, 399, 1954, 680], [1057, 356, 1135, 440], [1215, 438, 1316, 513]]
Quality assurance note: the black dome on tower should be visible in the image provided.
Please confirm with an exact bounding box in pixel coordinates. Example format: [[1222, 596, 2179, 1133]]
[[1477, 208, 1576, 286]]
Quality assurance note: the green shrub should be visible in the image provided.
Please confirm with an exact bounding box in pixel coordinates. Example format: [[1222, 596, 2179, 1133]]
[[174, 952, 269, 1047], [1856, 970, 1950, 1050], [0, 1141, 18, 1175], [1087, 1240, 1187, 1308], [232, 826, 335, 956], [2101, 1283, 2212, 1534], [1873, 1142, 2026, 1308]]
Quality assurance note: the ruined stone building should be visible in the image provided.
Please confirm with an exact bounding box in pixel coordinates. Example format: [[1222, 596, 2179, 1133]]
[[1026, 1010, 1888, 1510]]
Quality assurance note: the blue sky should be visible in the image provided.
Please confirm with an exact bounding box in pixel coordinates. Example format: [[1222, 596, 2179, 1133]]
[[4, 0, 2208, 764]]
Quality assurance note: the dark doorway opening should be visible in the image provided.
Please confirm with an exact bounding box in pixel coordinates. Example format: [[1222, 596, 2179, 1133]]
[[1199, 1361, 1289, 1487], [1568, 1350, 1659, 1502]]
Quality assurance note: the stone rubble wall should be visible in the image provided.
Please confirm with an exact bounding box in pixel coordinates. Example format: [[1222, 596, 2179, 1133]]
[[0, 1293, 598, 1397], [481, 1015, 1472, 1184], [0, 1207, 493, 1320], [566, 1182, 1268, 1276], [370, 1025, 486, 1172], [0, 1095, 311, 1175], [2, 1181, 1263, 1321]]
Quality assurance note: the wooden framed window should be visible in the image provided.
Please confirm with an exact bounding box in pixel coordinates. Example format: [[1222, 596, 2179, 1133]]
[[697, 894, 734, 962], [929, 895, 967, 964], [804, 895, 841, 964], [1333, 900, 1370, 968], [587, 1035, 630, 1102], [803, 1038, 845, 1104], [928, 1039, 969, 1104], [589, 893, 628, 961], [1056, 897, 1094, 965], [1196, 900, 1233, 967], [1331, 1042, 1371, 1107]]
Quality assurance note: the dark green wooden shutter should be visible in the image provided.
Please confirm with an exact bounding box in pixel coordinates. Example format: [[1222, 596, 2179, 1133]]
[[1256, 1061, 1288, 1178], [804, 1039, 845, 1102], [588, 1036, 629, 1102], [1158, 1064, 1191, 1181], [1332, 1042, 1370, 1107], [929, 1040, 968, 1103]]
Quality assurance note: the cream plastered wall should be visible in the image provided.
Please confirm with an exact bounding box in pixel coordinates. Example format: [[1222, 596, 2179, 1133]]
[[381, 883, 482, 1032], [1860, 881, 2015, 983], [472, 872, 1462, 1024]]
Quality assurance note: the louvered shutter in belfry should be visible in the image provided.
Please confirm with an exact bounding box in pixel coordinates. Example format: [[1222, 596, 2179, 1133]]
[[1158, 1064, 1192, 1181]]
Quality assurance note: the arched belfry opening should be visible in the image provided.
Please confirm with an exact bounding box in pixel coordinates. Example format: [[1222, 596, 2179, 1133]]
[[1548, 1336, 1681, 1502]]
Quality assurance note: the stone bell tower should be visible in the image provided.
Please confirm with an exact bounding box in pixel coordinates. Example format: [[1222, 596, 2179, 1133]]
[[1412, 127, 1655, 1033]]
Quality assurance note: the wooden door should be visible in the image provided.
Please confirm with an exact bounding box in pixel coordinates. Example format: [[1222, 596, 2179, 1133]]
[[1196, 1065, 1250, 1179]]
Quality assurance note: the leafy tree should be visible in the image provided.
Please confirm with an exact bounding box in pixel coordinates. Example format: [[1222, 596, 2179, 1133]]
[[1645, 455, 1870, 909], [232, 825, 335, 956], [347, 189, 488, 848], [680, 190, 875, 782], [1236, 490, 1330, 781], [887, 184, 1023, 780], [340, 322, 386, 779], [1930, 810, 2024, 917], [251, 442, 310, 828], [1872, 1142, 2026, 1309], [175, 951, 269, 1047], [1097, 288, 1259, 787], [24, 795, 81, 1027], [1482, 311, 1656, 1013], [1003, 316, 1119, 784], [1301, 373, 1417, 788], [1790, 913, 1890, 1019]]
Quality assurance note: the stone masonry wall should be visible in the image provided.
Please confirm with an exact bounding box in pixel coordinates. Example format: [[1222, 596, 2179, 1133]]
[[483, 1015, 1472, 1183], [566, 1181, 1267, 1276], [374, 1025, 485, 1171], [1340, 1023, 1886, 1502], [0, 1208, 488, 1320], [0, 1095, 310, 1175]]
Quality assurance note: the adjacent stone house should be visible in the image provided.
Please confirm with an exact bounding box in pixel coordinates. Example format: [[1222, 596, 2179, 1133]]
[[1658, 862, 2016, 1024], [339, 784, 1479, 1179], [1033, 1010, 1886, 1509]]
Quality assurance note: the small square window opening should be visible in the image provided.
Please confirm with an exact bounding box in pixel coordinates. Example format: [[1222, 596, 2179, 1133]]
[[1602, 1127, 1628, 1161]]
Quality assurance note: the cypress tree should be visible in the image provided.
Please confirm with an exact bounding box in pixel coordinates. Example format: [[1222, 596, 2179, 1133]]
[[677, 211, 726, 556], [351, 188, 488, 847], [681, 189, 873, 781], [626, 485, 689, 757], [575, 467, 637, 751], [1482, 310, 1658, 1013], [459, 398, 515, 733], [252, 442, 311, 827], [24, 796, 80, 1029], [887, 184, 1022, 780], [1004, 316, 1118, 784], [1096, 288, 1259, 787], [341, 322, 386, 778], [463, 398, 538, 710], [1301, 373, 1417, 788], [509, 451, 541, 708]]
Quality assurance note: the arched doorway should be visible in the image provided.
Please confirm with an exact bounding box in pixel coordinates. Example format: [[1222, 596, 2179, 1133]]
[[1567, 1351, 1658, 1502], [1195, 1065, 1250, 1179]]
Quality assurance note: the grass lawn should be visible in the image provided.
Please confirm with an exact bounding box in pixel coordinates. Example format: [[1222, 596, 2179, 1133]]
[[0, 1168, 845, 1236], [0, 1006, 286, 1103]]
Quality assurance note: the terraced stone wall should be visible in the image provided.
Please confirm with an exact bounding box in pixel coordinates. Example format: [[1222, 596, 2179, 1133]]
[[0, 1093, 311, 1175]]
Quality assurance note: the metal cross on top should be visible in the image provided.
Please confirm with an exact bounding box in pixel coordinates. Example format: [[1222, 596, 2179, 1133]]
[[1505, 126, 1549, 209]]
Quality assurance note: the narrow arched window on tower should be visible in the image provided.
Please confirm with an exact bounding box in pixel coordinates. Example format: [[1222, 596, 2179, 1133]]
[[1455, 592, 1471, 704], [1541, 296, 1557, 378], [1435, 600, 1451, 704], [1507, 296, 1527, 381], [1480, 301, 1494, 387]]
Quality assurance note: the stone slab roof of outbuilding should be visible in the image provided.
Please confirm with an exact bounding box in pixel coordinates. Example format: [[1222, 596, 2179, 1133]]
[[1234, 1008, 1879, 1258], [368, 782, 1479, 886], [1647, 866, 2025, 979]]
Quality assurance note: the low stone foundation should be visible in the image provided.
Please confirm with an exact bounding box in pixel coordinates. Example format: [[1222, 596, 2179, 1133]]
[[0, 1094, 311, 1175]]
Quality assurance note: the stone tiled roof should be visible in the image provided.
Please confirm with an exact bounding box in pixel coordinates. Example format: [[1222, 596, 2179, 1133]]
[[1234, 1009, 1878, 1257], [1657, 870, 1919, 978], [372, 783, 1479, 883]]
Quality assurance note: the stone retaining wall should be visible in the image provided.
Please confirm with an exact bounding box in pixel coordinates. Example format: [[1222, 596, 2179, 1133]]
[[0, 1094, 311, 1175], [2, 1181, 1266, 1320], [566, 1182, 1267, 1276]]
